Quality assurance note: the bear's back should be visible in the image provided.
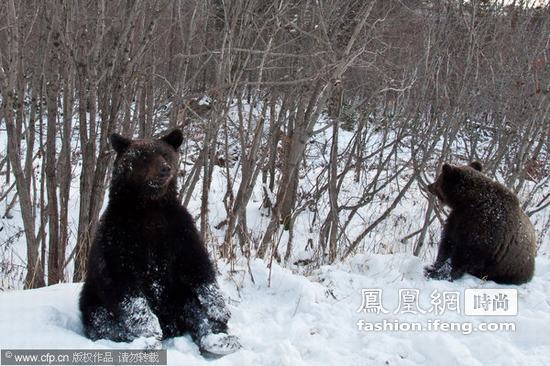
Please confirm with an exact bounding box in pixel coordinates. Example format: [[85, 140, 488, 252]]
[[445, 167, 536, 284], [487, 209, 536, 284], [459, 171, 536, 283]]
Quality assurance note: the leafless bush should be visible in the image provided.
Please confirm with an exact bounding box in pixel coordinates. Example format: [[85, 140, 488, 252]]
[[0, 0, 548, 287]]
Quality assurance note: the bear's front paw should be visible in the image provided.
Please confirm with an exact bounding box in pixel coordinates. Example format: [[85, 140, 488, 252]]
[[424, 260, 452, 280], [424, 265, 444, 279], [424, 264, 436, 278], [199, 333, 241, 356], [122, 297, 163, 340], [196, 283, 231, 323], [143, 336, 163, 350]]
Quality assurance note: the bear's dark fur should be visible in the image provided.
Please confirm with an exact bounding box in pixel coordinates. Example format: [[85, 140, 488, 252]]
[[79, 130, 239, 353], [424, 162, 536, 284]]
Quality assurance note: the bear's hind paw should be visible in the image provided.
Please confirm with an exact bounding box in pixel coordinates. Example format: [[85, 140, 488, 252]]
[[131, 336, 163, 351]]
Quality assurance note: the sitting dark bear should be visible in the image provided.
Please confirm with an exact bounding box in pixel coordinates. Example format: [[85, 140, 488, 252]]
[[79, 129, 240, 355], [424, 161, 536, 284]]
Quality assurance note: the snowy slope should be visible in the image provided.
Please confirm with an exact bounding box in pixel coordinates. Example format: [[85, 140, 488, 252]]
[[1, 254, 549, 366]]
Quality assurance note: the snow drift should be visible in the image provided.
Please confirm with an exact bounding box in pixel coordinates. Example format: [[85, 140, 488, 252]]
[[1, 254, 549, 366]]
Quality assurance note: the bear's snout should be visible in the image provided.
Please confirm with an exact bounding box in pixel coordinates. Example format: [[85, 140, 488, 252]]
[[159, 163, 171, 179], [145, 157, 174, 190]]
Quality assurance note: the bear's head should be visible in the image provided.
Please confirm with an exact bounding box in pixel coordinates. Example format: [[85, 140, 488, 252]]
[[109, 129, 183, 200], [427, 161, 483, 208]]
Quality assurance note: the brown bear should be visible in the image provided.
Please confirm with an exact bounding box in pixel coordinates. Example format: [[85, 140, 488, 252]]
[[424, 161, 537, 284], [79, 129, 241, 355]]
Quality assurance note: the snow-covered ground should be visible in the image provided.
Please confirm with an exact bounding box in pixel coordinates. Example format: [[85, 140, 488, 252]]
[[1, 100, 548, 365], [2, 254, 550, 366]]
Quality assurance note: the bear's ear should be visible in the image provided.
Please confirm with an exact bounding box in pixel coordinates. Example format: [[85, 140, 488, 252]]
[[110, 133, 132, 154], [441, 163, 454, 175], [161, 129, 183, 150], [469, 161, 483, 172]]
